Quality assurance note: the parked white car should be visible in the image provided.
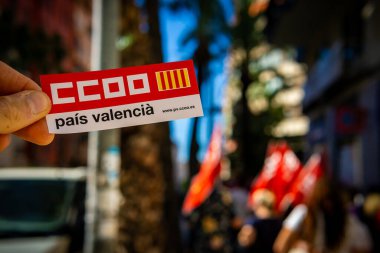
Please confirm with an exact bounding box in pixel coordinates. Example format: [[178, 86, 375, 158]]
[[0, 168, 86, 253]]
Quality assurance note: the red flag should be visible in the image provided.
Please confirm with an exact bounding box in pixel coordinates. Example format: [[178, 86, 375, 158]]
[[280, 153, 324, 210], [273, 142, 302, 207], [248, 142, 282, 206], [182, 126, 223, 215], [248, 141, 302, 211]]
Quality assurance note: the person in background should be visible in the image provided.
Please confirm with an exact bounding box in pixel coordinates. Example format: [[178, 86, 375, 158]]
[[223, 180, 250, 252], [238, 189, 282, 253], [359, 193, 380, 253], [0, 61, 54, 152], [273, 177, 373, 253]]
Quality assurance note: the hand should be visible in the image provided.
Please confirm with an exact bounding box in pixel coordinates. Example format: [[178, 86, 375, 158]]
[[0, 61, 54, 151]]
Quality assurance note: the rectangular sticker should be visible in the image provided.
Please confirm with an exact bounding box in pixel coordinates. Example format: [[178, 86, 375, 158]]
[[40, 60, 203, 134]]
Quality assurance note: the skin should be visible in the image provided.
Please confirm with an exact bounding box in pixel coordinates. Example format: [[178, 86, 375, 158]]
[[238, 201, 277, 249], [273, 226, 298, 253], [0, 61, 54, 151]]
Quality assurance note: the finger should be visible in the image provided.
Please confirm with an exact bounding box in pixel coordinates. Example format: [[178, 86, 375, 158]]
[[0, 90, 51, 134], [15, 118, 55, 145], [0, 134, 11, 152], [0, 61, 41, 94]]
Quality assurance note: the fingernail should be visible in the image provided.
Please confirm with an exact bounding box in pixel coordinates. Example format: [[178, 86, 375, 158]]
[[27, 91, 50, 115]]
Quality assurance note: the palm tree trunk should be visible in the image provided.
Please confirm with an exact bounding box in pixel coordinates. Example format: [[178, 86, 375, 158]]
[[117, 1, 181, 253]]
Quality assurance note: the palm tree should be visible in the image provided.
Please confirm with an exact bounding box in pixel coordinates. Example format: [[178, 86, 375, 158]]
[[228, 0, 299, 182], [170, 0, 230, 178], [117, 1, 180, 253]]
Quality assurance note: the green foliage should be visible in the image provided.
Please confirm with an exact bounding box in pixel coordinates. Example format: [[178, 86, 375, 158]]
[[226, 1, 304, 181], [232, 0, 264, 50]]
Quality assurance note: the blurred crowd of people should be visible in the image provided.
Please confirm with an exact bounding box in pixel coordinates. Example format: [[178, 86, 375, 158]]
[[182, 177, 380, 253]]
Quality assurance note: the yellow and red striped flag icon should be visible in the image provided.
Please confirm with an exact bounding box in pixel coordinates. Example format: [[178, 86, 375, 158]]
[[155, 68, 191, 91]]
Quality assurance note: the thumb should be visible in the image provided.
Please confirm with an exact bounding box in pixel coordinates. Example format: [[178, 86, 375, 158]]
[[0, 90, 51, 134]]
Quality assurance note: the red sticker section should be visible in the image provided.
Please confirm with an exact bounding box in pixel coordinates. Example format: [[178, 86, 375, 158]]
[[41, 60, 203, 133]]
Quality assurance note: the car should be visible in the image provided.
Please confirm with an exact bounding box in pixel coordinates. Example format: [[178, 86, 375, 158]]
[[0, 168, 86, 253]]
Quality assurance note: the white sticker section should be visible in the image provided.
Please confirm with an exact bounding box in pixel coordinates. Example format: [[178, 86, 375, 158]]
[[46, 95, 203, 134]]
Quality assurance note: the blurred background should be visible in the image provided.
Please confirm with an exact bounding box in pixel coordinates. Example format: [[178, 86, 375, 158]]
[[0, 0, 380, 253]]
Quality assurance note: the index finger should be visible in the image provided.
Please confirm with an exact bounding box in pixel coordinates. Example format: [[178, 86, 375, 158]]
[[0, 61, 41, 95]]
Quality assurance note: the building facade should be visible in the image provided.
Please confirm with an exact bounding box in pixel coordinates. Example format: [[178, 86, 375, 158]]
[[269, 0, 380, 190]]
